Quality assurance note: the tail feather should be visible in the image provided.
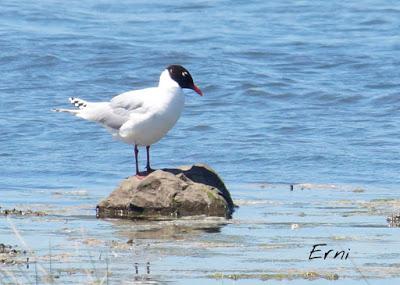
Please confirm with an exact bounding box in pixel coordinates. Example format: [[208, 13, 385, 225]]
[[54, 97, 113, 126], [52, 97, 89, 114], [69, 97, 88, 109]]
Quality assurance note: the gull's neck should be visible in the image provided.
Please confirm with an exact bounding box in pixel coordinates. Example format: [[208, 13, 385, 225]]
[[158, 69, 180, 90]]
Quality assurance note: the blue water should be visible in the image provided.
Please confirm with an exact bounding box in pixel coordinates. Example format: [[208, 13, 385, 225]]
[[1, 0, 400, 191], [1, 1, 400, 284]]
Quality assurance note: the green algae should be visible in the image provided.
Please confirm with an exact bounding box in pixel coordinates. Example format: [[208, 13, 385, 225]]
[[208, 271, 340, 281]]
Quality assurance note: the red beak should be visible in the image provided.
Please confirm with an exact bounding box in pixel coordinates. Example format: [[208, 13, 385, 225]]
[[192, 84, 203, 96]]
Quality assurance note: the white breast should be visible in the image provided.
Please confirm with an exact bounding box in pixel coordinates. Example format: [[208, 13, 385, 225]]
[[117, 87, 185, 146]]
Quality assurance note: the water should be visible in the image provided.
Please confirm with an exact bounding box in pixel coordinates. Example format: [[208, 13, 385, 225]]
[[1, 0, 400, 284]]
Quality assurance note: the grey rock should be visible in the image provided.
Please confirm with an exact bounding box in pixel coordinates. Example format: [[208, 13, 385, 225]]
[[97, 164, 235, 220]]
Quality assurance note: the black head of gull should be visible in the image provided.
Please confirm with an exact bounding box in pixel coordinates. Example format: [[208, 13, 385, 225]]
[[167, 65, 203, 96]]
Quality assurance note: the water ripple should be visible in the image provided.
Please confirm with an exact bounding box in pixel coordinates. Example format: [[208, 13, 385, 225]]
[[0, 0, 399, 191]]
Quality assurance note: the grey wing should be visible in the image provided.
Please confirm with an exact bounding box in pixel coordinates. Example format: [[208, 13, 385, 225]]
[[77, 89, 152, 131], [105, 88, 154, 129], [109, 88, 153, 118], [76, 102, 128, 130], [99, 107, 129, 130]]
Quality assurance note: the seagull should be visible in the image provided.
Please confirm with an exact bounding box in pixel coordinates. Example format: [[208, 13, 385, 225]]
[[54, 65, 203, 177]]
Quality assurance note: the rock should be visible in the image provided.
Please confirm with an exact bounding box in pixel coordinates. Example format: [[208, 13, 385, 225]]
[[97, 164, 235, 220]]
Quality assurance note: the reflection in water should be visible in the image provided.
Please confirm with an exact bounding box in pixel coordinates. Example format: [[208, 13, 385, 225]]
[[108, 217, 228, 240]]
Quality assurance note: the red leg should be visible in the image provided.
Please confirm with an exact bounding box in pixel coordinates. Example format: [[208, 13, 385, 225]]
[[146, 145, 154, 173], [134, 145, 140, 176]]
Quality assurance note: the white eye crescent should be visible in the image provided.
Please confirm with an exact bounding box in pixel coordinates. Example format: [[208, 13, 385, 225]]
[[182, 71, 188, 77]]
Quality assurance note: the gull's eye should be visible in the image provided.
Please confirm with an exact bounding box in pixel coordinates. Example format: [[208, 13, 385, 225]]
[[182, 71, 188, 77]]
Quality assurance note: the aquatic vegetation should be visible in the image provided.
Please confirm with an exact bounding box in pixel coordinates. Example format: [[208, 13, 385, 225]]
[[208, 271, 340, 281]]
